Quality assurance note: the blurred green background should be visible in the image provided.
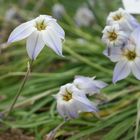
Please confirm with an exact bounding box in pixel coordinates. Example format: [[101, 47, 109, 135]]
[[0, 0, 140, 140]]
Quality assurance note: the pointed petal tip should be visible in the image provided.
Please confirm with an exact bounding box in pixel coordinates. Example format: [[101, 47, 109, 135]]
[[55, 51, 64, 57], [60, 54, 65, 57], [7, 37, 13, 43], [112, 78, 117, 84]]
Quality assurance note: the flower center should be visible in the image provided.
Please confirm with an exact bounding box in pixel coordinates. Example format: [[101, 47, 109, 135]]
[[108, 31, 118, 41], [113, 14, 122, 21], [35, 20, 46, 31], [125, 51, 136, 61], [63, 90, 72, 101]]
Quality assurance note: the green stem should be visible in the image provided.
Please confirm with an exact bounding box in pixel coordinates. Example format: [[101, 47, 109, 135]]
[[6, 60, 34, 117], [45, 120, 66, 140], [135, 99, 140, 140]]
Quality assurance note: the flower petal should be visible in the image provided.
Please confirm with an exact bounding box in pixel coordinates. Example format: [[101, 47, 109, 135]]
[[131, 58, 140, 80], [92, 80, 108, 89], [131, 26, 140, 47], [67, 101, 79, 118], [57, 102, 68, 119], [42, 28, 63, 56], [73, 95, 97, 112], [49, 21, 65, 40], [73, 76, 98, 92], [26, 31, 45, 60], [113, 60, 131, 83], [103, 47, 122, 62], [8, 20, 35, 43], [122, 0, 140, 14]]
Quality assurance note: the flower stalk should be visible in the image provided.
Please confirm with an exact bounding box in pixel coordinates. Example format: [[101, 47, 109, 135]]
[[45, 120, 66, 140], [6, 60, 34, 117]]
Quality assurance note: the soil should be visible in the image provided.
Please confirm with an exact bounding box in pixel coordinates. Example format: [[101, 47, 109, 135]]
[[0, 129, 35, 140]]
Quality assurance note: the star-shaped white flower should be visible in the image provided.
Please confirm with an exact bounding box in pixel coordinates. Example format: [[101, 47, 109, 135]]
[[73, 75, 107, 96], [8, 15, 65, 60], [103, 26, 140, 83], [102, 24, 127, 47], [122, 0, 140, 14], [107, 8, 139, 32], [54, 83, 98, 119]]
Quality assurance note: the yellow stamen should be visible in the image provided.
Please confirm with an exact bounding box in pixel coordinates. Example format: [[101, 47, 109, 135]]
[[113, 14, 122, 21], [125, 51, 136, 61], [36, 20, 46, 31], [108, 31, 118, 41], [63, 89, 72, 101]]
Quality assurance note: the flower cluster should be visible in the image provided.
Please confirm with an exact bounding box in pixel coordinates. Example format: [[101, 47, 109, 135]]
[[54, 76, 107, 119], [102, 8, 140, 83]]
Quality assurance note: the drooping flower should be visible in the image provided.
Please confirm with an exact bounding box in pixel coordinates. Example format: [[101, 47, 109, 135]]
[[74, 5, 95, 27], [103, 26, 140, 83], [122, 0, 140, 14], [102, 24, 128, 47], [8, 15, 65, 60], [107, 8, 139, 32], [54, 83, 98, 119], [73, 76, 107, 96], [52, 3, 65, 19]]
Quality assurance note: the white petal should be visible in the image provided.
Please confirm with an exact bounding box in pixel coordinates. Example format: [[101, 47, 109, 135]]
[[42, 28, 63, 56], [73, 76, 98, 94], [49, 21, 65, 40], [35, 15, 54, 22], [26, 31, 45, 60], [122, 0, 140, 14], [92, 80, 108, 89], [113, 60, 131, 83], [73, 95, 97, 112], [103, 47, 122, 62], [131, 26, 140, 47], [57, 102, 68, 119], [57, 100, 79, 119], [8, 20, 35, 43], [131, 58, 140, 80], [67, 101, 79, 118]]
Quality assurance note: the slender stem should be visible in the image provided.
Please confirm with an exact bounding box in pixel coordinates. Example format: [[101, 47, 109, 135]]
[[53, 120, 66, 132], [45, 120, 66, 140], [6, 60, 34, 117]]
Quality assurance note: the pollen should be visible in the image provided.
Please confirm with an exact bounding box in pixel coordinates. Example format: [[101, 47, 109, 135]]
[[108, 31, 118, 41], [125, 51, 136, 61], [113, 14, 122, 21], [35, 20, 46, 31], [63, 89, 72, 101]]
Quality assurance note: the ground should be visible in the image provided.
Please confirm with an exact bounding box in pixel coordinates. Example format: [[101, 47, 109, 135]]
[[0, 129, 34, 140]]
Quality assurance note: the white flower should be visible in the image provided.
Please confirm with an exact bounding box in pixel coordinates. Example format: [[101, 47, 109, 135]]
[[103, 27, 140, 83], [54, 83, 98, 119], [74, 5, 95, 27], [73, 76, 107, 96], [102, 24, 128, 47], [122, 0, 140, 14], [107, 8, 139, 32], [52, 3, 65, 19], [8, 15, 65, 60]]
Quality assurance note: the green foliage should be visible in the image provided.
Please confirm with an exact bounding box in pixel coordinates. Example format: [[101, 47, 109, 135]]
[[0, 0, 140, 139]]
